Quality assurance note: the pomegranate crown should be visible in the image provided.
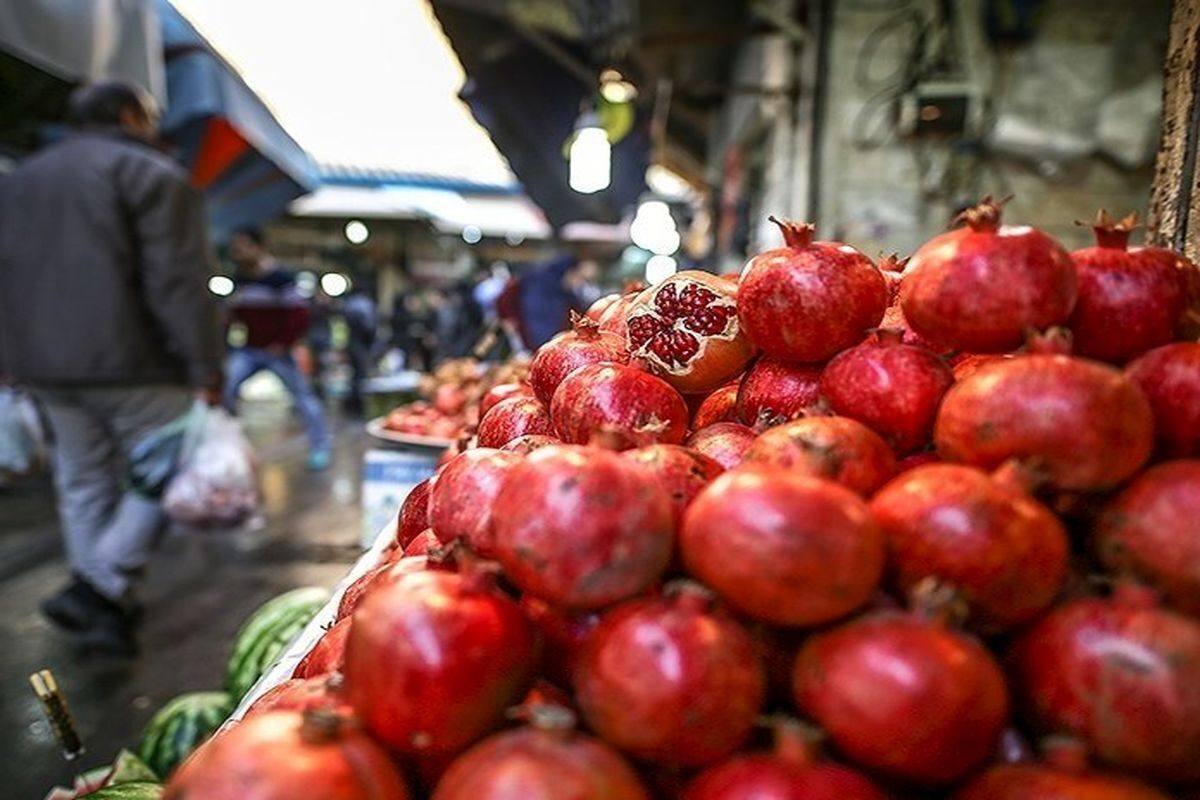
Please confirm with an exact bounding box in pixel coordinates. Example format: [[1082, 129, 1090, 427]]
[[768, 215, 816, 248], [952, 195, 1012, 232], [568, 310, 600, 338], [877, 252, 910, 273], [1076, 209, 1139, 250]]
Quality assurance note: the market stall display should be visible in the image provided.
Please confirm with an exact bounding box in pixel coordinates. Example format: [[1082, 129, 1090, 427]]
[[85, 200, 1200, 799]]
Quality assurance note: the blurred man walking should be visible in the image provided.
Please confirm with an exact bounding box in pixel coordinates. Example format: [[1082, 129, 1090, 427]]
[[0, 81, 223, 655]]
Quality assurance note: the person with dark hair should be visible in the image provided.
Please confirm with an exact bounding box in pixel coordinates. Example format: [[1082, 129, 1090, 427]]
[[224, 228, 331, 469], [0, 80, 223, 655]]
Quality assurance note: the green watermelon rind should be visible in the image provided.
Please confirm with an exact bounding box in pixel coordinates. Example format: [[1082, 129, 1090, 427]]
[[224, 586, 329, 700], [136, 691, 233, 779], [86, 782, 164, 799]]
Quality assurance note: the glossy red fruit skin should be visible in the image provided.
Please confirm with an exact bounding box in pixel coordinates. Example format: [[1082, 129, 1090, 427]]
[[336, 563, 391, 622], [395, 478, 433, 547], [686, 422, 756, 469], [550, 363, 689, 449], [896, 450, 940, 472], [738, 219, 887, 362], [1068, 214, 1187, 363], [1095, 460, 1200, 616], [1008, 589, 1200, 785], [684, 755, 887, 800], [621, 444, 724, 525], [518, 596, 600, 688], [953, 763, 1171, 800], [164, 711, 410, 800], [344, 570, 538, 756], [692, 383, 741, 429], [529, 315, 629, 405], [901, 198, 1078, 352], [479, 382, 534, 420], [1125, 342, 1200, 457], [243, 675, 349, 719], [951, 352, 1012, 381], [744, 416, 897, 496], [737, 357, 823, 426], [793, 613, 1010, 787], [432, 725, 650, 800], [575, 587, 766, 767], [597, 292, 637, 342], [402, 528, 442, 557], [428, 449, 522, 555], [498, 434, 560, 454], [294, 617, 352, 679], [820, 331, 954, 455], [626, 271, 755, 393], [935, 355, 1154, 491], [492, 445, 674, 610], [476, 396, 555, 449], [869, 464, 1069, 631], [681, 470, 885, 626]]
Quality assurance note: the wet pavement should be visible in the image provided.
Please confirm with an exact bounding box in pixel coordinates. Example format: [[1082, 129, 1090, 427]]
[[0, 399, 369, 799]]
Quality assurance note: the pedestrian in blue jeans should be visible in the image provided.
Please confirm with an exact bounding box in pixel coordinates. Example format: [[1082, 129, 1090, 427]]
[[225, 228, 331, 470]]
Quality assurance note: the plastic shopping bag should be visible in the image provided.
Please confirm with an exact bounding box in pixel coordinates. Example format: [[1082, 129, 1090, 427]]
[[163, 404, 260, 527], [127, 407, 194, 498], [0, 387, 47, 480]]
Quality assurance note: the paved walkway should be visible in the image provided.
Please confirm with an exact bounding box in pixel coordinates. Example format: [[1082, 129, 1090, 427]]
[[0, 401, 367, 799]]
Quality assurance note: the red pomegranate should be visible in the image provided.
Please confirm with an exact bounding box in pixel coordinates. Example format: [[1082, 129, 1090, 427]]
[[395, 478, 433, 547], [344, 569, 538, 756], [626, 270, 755, 393], [691, 382, 741, 428], [492, 445, 673, 609], [476, 396, 555, 448], [683, 719, 887, 800], [1069, 210, 1187, 363], [432, 706, 650, 800], [529, 312, 629, 405], [681, 469, 884, 626], [550, 363, 689, 449], [1125, 342, 1200, 457], [243, 675, 348, 719], [165, 710, 410, 799], [402, 528, 442, 557], [743, 416, 897, 496], [586, 292, 623, 322], [574, 584, 766, 766], [479, 382, 533, 419], [1094, 460, 1200, 616], [498, 433, 560, 453], [621, 444, 724, 525], [336, 563, 390, 622], [869, 463, 1069, 631], [518, 596, 600, 688], [685, 422, 756, 469], [428, 448, 522, 555], [935, 351, 1154, 491], [901, 196, 1077, 352], [820, 330, 954, 455], [294, 617, 352, 679], [737, 356, 823, 426], [597, 291, 638, 341], [794, 611, 1009, 787], [738, 218, 887, 362], [953, 739, 1172, 800], [1008, 586, 1200, 785]]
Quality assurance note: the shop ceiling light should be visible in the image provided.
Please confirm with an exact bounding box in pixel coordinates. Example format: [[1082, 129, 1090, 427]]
[[321, 272, 350, 297], [569, 110, 611, 194], [207, 275, 234, 296], [645, 254, 677, 284], [630, 199, 680, 256], [344, 219, 370, 244], [599, 69, 638, 104], [462, 224, 483, 244]]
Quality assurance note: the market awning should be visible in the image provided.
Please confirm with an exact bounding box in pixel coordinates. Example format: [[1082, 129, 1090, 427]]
[[157, 0, 318, 239]]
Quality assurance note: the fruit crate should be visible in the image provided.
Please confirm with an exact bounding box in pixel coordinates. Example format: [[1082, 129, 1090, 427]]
[[221, 513, 399, 728]]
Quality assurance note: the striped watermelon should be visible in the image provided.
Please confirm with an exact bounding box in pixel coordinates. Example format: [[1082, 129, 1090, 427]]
[[86, 783, 163, 799], [136, 691, 232, 779], [224, 586, 330, 701]]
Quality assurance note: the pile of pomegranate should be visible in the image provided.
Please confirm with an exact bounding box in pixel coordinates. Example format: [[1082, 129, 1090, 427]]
[[169, 199, 1200, 800], [383, 357, 530, 441]]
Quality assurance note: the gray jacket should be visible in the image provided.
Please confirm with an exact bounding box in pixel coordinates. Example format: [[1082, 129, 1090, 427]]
[[0, 130, 222, 388]]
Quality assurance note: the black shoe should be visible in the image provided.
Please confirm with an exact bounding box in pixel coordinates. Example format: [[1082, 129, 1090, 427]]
[[41, 578, 99, 632], [76, 603, 139, 657]]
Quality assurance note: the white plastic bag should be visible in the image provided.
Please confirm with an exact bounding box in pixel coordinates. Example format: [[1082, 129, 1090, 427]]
[[0, 388, 46, 480], [163, 404, 260, 526]]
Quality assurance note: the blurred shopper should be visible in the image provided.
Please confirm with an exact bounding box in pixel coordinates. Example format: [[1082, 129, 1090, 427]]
[[305, 293, 334, 399], [436, 280, 485, 362], [0, 80, 223, 655], [342, 282, 378, 416], [515, 255, 600, 348], [225, 228, 331, 470]]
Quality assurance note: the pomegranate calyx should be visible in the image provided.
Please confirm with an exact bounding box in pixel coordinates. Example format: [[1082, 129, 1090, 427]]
[[1023, 327, 1074, 356], [507, 702, 578, 734], [768, 215, 816, 249], [569, 310, 601, 339], [1077, 209, 1139, 250], [1040, 735, 1092, 773], [588, 425, 630, 451], [908, 577, 970, 628], [634, 416, 671, 435], [763, 715, 824, 768], [952, 194, 1012, 232], [663, 578, 717, 611], [299, 708, 346, 743], [869, 327, 907, 346], [878, 252, 910, 273]]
